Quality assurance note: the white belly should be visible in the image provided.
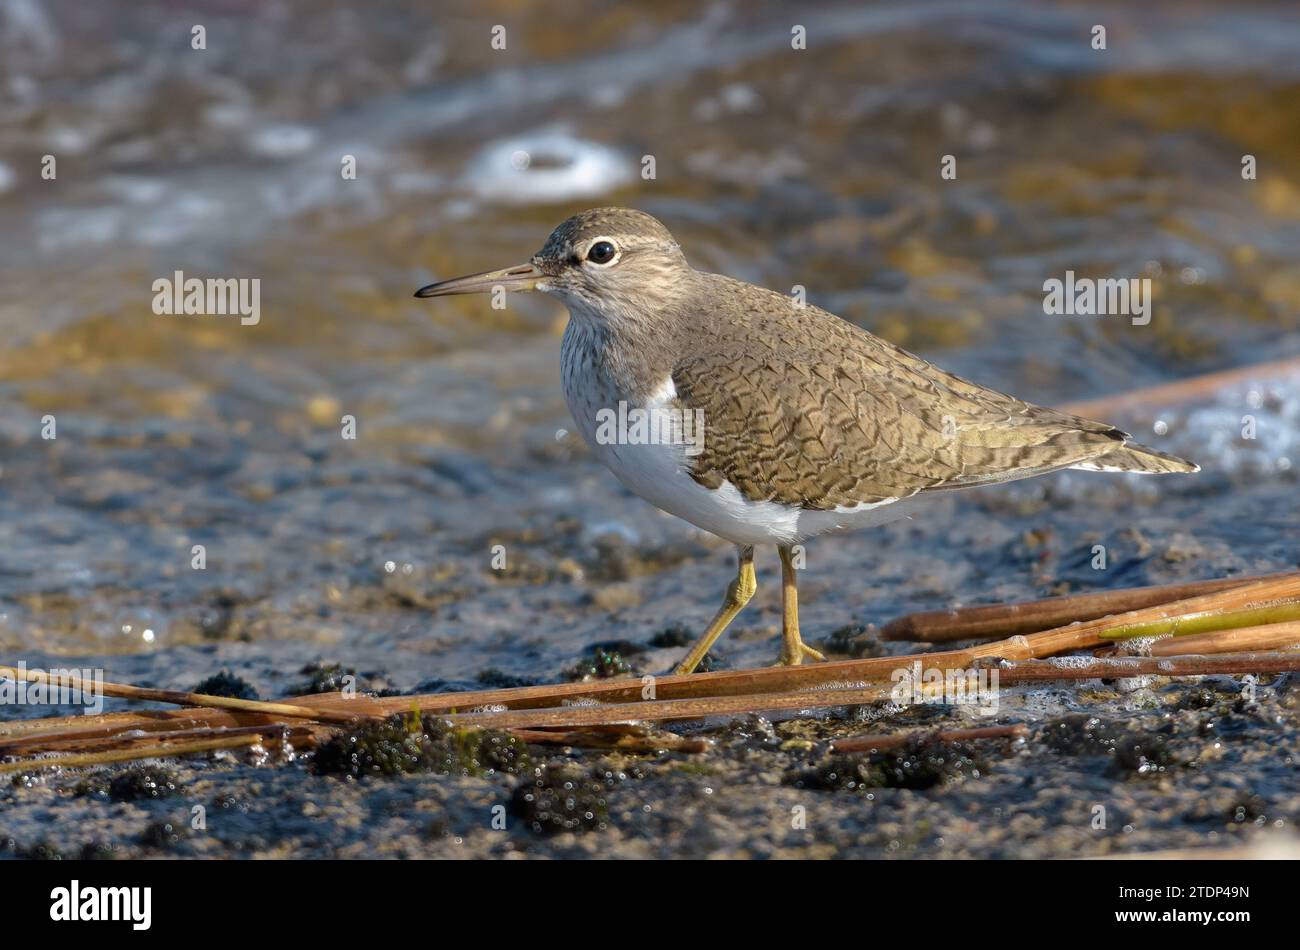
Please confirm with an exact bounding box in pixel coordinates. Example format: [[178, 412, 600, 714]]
[[594, 437, 913, 545], [564, 367, 914, 546]]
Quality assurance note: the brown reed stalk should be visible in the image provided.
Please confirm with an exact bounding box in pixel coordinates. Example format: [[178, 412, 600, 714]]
[[6, 649, 1292, 765], [1097, 600, 1300, 640], [1060, 355, 1300, 419], [15, 572, 1289, 737], [0, 710, 210, 741], [882, 572, 1296, 642], [0, 734, 280, 776], [0, 723, 321, 758], [829, 723, 1028, 754], [0, 664, 372, 726], [995, 652, 1300, 682], [95, 572, 1267, 731], [443, 683, 897, 729], [508, 728, 712, 753], [1147, 622, 1300, 657], [4, 574, 1297, 761]]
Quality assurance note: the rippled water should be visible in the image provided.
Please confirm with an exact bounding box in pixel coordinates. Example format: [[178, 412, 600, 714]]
[[0, 0, 1297, 696]]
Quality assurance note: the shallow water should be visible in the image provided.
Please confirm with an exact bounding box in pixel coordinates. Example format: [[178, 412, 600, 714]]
[[0, 0, 1298, 857]]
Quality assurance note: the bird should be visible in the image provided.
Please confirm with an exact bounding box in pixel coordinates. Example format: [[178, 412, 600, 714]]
[[415, 207, 1197, 675]]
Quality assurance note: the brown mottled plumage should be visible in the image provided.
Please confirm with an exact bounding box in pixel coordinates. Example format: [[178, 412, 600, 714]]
[[669, 271, 1195, 509], [416, 208, 1197, 674]]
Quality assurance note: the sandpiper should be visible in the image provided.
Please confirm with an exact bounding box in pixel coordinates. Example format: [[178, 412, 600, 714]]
[[416, 208, 1198, 674]]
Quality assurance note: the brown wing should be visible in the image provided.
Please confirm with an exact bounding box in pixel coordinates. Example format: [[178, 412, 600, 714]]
[[671, 294, 1128, 510]]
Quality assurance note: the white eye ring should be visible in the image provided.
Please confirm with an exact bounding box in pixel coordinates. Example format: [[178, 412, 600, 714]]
[[583, 237, 620, 267]]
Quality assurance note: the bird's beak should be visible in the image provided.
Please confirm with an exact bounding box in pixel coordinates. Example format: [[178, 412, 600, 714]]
[[414, 262, 542, 298]]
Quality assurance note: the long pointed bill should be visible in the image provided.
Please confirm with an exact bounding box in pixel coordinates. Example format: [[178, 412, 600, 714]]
[[414, 262, 542, 298]]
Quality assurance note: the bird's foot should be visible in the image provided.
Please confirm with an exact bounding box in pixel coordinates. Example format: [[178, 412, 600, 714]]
[[777, 641, 826, 666]]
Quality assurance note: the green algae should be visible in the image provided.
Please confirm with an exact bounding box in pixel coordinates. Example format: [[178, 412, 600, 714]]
[[563, 647, 633, 681]]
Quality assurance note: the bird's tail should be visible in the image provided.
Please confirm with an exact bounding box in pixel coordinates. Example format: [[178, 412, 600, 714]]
[[1071, 441, 1199, 475]]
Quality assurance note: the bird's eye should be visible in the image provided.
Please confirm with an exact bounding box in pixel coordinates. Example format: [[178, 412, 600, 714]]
[[586, 240, 617, 265]]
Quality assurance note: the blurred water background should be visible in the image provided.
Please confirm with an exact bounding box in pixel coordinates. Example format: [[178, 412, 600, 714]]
[[0, 0, 1297, 691]]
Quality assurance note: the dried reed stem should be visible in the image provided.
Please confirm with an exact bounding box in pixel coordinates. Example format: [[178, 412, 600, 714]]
[[508, 728, 711, 753], [0, 734, 280, 776], [4, 574, 1297, 757], [0, 664, 372, 726], [829, 723, 1028, 753], [1147, 622, 1300, 657], [882, 572, 1296, 642], [1061, 355, 1300, 419], [1098, 599, 1300, 640], [997, 652, 1300, 681]]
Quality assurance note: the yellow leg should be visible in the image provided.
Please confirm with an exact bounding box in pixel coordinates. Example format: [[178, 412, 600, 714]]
[[674, 546, 757, 675], [777, 545, 826, 666]]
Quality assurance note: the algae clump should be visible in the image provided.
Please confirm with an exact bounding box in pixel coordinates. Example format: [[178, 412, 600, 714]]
[[314, 713, 531, 780]]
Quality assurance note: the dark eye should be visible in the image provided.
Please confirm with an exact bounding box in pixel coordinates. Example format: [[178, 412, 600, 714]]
[[586, 240, 616, 265]]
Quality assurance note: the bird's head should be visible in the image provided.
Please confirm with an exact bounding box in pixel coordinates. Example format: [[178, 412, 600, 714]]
[[415, 207, 691, 321]]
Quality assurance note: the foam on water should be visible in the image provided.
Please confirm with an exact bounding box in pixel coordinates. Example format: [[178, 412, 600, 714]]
[[464, 128, 632, 204], [1115, 674, 1159, 694], [1044, 654, 1096, 670], [247, 123, 320, 159]]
